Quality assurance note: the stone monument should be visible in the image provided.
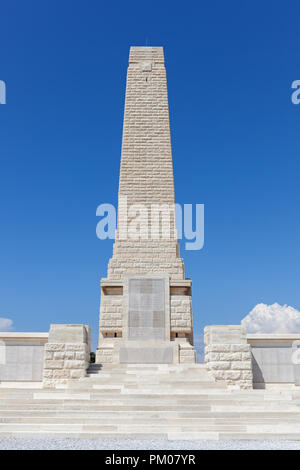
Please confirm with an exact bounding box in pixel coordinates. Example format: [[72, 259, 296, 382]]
[[96, 47, 196, 364]]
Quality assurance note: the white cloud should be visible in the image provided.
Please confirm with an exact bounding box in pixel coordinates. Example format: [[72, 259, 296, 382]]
[[0, 318, 13, 332], [241, 303, 300, 334]]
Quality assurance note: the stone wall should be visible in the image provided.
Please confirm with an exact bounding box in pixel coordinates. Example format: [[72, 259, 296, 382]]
[[247, 334, 300, 387], [0, 333, 48, 382], [43, 324, 90, 388], [204, 325, 253, 389]]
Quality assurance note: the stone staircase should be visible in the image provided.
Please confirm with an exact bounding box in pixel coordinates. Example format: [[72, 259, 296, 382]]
[[0, 363, 300, 440]]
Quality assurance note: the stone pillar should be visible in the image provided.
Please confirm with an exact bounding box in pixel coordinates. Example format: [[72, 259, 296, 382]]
[[204, 325, 253, 389], [43, 324, 90, 388]]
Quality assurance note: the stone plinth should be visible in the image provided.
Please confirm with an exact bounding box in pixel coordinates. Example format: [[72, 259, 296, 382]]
[[204, 325, 253, 389], [43, 324, 90, 388]]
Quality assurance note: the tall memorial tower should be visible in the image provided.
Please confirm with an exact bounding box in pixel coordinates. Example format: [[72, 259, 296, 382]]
[[96, 47, 196, 364]]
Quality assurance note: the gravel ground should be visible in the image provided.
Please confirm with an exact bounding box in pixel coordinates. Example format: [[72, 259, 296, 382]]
[[0, 438, 300, 450]]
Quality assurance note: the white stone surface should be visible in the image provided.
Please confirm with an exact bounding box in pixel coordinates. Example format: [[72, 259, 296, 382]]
[[119, 344, 173, 364], [97, 47, 196, 362], [48, 324, 90, 345], [247, 334, 300, 385], [204, 326, 253, 389], [123, 274, 170, 342], [1, 364, 300, 441], [0, 333, 48, 339], [0, 334, 48, 382], [43, 325, 90, 388]]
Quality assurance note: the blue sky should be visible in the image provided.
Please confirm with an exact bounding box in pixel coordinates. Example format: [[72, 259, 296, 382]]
[[0, 1, 300, 350]]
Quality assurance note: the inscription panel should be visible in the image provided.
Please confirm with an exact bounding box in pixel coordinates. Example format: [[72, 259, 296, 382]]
[[0, 342, 45, 381], [252, 346, 295, 383], [119, 346, 173, 364], [128, 278, 165, 341]]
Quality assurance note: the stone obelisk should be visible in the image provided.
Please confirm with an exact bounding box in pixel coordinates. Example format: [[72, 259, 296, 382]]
[[96, 47, 196, 364]]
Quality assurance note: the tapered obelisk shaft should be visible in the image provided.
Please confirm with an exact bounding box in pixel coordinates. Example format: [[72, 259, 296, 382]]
[[107, 47, 184, 280]]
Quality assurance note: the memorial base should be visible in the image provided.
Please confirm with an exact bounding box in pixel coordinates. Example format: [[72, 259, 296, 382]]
[[117, 341, 179, 364]]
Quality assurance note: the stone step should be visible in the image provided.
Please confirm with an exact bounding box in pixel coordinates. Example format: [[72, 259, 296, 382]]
[[0, 430, 299, 440], [87, 371, 215, 382], [0, 391, 298, 401], [0, 389, 295, 399], [0, 388, 296, 398], [87, 366, 208, 371], [85, 385, 226, 391], [87, 366, 209, 375], [89, 364, 206, 368], [0, 431, 170, 439], [1, 361, 300, 441], [85, 375, 215, 381], [0, 409, 299, 418], [0, 429, 299, 441], [86, 372, 211, 377], [1, 416, 300, 425], [2, 394, 261, 402], [0, 394, 298, 405], [0, 424, 248, 432], [2, 423, 300, 433], [0, 405, 298, 414]]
